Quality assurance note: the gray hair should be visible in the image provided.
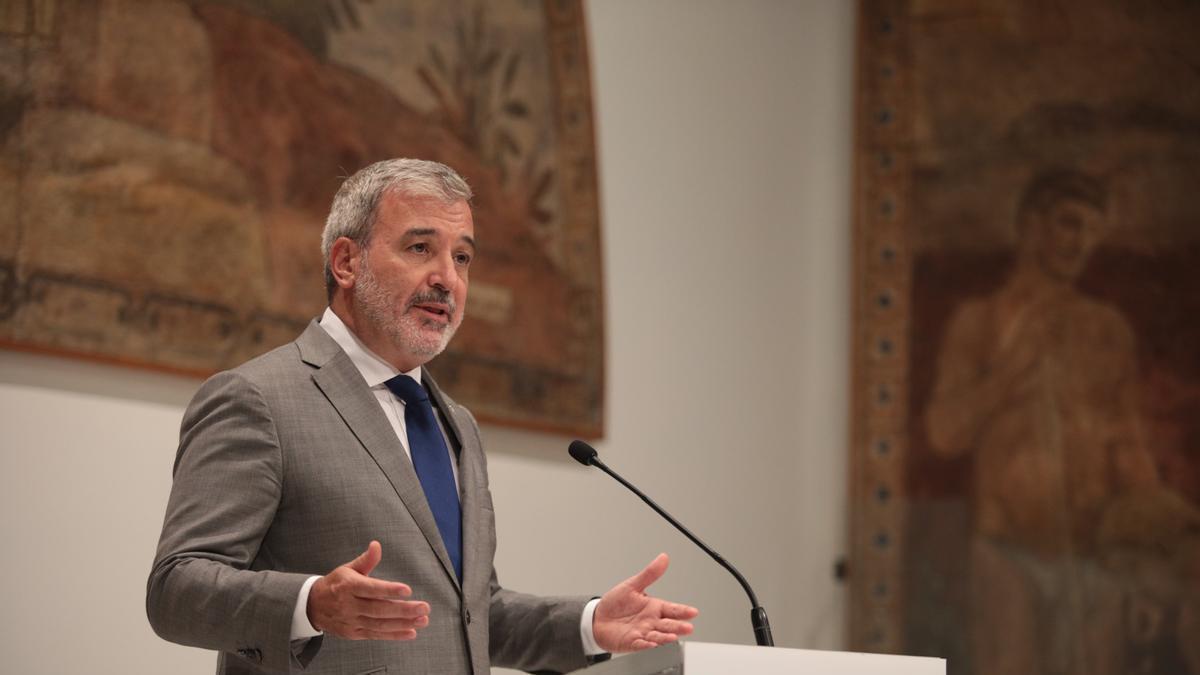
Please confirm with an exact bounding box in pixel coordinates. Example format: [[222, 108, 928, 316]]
[[321, 158, 473, 296]]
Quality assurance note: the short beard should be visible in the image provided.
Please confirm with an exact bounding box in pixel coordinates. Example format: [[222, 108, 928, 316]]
[[354, 257, 461, 362]]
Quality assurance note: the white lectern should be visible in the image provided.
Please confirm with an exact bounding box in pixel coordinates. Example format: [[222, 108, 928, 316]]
[[572, 641, 946, 675]]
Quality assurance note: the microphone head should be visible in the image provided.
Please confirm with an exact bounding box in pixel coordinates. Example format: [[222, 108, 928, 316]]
[[568, 440, 598, 466]]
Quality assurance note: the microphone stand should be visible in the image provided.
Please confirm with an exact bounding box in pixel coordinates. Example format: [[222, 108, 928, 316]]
[[571, 442, 775, 647]]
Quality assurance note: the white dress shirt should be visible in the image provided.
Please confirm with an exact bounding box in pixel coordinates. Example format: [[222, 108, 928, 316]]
[[290, 309, 602, 655]]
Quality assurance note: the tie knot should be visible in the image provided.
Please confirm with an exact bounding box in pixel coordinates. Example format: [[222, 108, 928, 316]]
[[385, 374, 429, 404]]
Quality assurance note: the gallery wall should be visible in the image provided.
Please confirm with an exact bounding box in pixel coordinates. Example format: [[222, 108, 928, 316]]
[[0, 1, 856, 672]]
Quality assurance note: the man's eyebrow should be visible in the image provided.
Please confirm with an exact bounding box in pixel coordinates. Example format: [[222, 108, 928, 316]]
[[401, 228, 477, 252]]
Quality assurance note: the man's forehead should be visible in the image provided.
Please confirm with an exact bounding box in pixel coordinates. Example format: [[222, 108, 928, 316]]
[[381, 188, 470, 212], [378, 193, 473, 228]]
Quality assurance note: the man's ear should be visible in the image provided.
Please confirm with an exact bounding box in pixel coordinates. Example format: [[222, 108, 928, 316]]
[[329, 237, 362, 291]]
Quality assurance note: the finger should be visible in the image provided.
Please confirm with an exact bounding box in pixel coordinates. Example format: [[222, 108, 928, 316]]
[[350, 627, 419, 641], [357, 614, 430, 632], [349, 575, 413, 601], [630, 638, 660, 651], [660, 602, 700, 620], [625, 553, 669, 593], [354, 598, 430, 620], [348, 540, 383, 576], [642, 630, 678, 645], [651, 618, 694, 636]]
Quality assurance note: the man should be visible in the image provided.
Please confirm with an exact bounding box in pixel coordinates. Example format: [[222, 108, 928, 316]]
[[148, 159, 698, 674], [925, 168, 1199, 675]]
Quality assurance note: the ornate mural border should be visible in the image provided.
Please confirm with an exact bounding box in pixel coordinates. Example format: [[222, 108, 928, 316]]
[[848, 0, 912, 654]]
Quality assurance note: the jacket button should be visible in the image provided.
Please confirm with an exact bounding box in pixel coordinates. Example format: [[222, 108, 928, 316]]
[[465, 609, 472, 624]]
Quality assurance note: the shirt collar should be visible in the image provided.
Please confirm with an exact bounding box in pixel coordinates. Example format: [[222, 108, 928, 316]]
[[318, 307, 422, 388]]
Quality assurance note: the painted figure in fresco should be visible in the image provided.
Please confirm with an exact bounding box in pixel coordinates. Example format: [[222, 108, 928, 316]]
[[925, 169, 1200, 675]]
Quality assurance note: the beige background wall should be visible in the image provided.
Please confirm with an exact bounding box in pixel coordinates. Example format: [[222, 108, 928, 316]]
[[0, 1, 856, 672]]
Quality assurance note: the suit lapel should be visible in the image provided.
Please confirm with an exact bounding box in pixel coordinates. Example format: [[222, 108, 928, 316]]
[[297, 322, 461, 591]]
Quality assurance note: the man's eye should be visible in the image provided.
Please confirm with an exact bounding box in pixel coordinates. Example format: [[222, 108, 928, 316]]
[[454, 253, 472, 266], [409, 243, 429, 254]]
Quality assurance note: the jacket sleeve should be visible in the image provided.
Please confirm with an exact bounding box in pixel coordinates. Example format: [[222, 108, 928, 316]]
[[146, 370, 318, 672], [488, 571, 591, 674]]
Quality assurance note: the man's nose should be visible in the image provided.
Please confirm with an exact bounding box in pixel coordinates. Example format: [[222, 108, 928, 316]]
[[427, 253, 461, 290]]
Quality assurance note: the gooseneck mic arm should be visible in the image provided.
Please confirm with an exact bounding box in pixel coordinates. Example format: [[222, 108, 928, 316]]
[[567, 440, 775, 647]]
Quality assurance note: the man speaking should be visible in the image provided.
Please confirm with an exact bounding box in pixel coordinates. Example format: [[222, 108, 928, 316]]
[[147, 159, 698, 674]]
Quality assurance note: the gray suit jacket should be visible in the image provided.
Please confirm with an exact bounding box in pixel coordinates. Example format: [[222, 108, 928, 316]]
[[147, 321, 589, 674]]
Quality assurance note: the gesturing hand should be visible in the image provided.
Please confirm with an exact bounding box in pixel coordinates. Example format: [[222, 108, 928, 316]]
[[593, 553, 699, 653], [306, 540, 431, 640]]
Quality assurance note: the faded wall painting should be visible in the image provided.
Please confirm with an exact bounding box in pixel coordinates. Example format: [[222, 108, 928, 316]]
[[0, 0, 604, 436], [850, 2, 1200, 674]]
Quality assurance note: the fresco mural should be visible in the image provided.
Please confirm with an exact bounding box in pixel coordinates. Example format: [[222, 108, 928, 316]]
[[850, 2, 1200, 673], [0, 0, 604, 435]]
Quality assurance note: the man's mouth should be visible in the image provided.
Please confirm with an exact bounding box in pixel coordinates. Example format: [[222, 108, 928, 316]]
[[406, 290, 457, 327], [412, 303, 451, 321]]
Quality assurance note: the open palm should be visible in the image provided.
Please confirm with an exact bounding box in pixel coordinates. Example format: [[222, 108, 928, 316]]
[[593, 554, 700, 653]]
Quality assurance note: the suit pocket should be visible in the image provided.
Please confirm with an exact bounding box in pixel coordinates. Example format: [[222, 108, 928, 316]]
[[355, 668, 386, 675]]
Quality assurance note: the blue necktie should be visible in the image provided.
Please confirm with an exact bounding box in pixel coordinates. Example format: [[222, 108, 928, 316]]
[[384, 374, 462, 582]]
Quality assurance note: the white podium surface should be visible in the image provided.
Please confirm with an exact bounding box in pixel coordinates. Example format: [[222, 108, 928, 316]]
[[578, 641, 946, 675]]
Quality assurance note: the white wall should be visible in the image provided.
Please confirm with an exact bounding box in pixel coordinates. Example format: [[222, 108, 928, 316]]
[[0, 1, 856, 672]]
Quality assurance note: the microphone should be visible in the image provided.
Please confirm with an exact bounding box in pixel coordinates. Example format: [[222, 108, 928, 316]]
[[568, 440, 775, 647]]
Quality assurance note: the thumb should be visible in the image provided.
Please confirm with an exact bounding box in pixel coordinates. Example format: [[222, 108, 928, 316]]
[[625, 553, 669, 593], [347, 540, 383, 576]]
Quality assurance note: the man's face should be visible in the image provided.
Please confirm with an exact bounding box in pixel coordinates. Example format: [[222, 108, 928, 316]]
[[1026, 199, 1106, 282], [352, 192, 475, 369]]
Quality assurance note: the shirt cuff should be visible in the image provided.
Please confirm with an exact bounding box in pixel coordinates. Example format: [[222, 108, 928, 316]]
[[580, 598, 606, 656], [291, 575, 323, 640]]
